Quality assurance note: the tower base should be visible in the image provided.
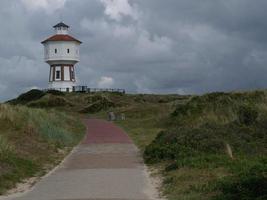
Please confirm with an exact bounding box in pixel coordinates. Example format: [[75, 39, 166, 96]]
[[48, 81, 76, 92]]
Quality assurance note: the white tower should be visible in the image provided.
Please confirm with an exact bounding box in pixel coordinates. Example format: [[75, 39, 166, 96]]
[[41, 22, 82, 92]]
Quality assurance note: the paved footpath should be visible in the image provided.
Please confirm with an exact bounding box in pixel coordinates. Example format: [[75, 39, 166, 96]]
[[3, 119, 161, 200]]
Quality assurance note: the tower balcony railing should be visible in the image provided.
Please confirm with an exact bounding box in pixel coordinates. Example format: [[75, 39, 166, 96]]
[[44, 55, 80, 62], [43, 86, 126, 94]]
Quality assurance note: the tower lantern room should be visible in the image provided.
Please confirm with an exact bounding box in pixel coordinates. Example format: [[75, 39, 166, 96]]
[[54, 22, 69, 35], [41, 22, 82, 92]]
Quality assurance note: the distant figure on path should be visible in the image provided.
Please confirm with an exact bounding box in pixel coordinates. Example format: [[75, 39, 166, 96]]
[[121, 113, 126, 120], [108, 111, 116, 121]]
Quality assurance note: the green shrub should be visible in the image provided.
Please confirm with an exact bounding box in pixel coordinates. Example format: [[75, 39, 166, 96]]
[[16, 89, 45, 103], [46, 90, 65, 96], [165, 154, 235, 172], [214, 160, 267, 200], [172, 101, 203, 118], [28, 95, 73, 108], [146, 91, 267, 163], [238, 105, 258, 126], [143, 91, 267, 200], [80, 95, 115, 113], [88, 94, 107, 103], [165, 162, 179, 172], [144, 126, 227, 163]]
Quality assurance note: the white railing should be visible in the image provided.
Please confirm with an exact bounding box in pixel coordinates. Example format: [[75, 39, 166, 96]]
[[43, 86, 126, 94]]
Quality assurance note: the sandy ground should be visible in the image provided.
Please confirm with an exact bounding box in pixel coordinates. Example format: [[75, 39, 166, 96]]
[[0, 119, 164, 200]]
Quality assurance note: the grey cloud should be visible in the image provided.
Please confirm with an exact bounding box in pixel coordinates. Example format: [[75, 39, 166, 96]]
[[1, 0, 267, 101]]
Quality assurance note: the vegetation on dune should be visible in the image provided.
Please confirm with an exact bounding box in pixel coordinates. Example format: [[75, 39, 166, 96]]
[[45, 90, 65, 96], [0, 104, 85, 194], [80, 94, 115, 113], [9, 89, 45, 104], [143, 91, 267, 200], [9, 89, 126, 112], [92, 91, 267, 200], [214, 160, 267, 200], [27, 94, 74, 108], [93, 94, 186, 151], [5, 89, 267, 200], [5, 90, 178, 194]]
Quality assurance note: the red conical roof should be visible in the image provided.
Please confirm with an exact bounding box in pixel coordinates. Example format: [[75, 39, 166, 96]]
[[41, 34, 82, 44]]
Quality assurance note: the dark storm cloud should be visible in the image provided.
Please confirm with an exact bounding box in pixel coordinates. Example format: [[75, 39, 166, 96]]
[[1, 0, 267, 101]]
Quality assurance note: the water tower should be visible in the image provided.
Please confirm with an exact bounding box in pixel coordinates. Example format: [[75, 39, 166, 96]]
[[41, 22, 82, 92]]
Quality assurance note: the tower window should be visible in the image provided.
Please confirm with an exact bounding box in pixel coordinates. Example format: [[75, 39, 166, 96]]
[[67, 49, 70, 53], [56, 70, 61, 79], [55, 49, 57, 54]]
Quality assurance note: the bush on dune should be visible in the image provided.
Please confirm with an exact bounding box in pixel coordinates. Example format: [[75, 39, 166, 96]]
[[144, 91, 267, 199], [144, 126, 226, 163], [238, 105, 258, 126], [45, 90, 65, 96], [9, 89, 45, 104], [27, 95, 73, 108], [145, 91, 267, 161], [7, 89, 67, 107], [214, 159, 267, 200], [80, 94, 115, 113]]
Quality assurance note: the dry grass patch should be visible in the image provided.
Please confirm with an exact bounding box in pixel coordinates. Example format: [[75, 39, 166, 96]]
[[0, 104, 85, 194]]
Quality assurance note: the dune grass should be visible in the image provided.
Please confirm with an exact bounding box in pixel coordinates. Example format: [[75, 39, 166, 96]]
[[92, 94, 185, 151], [92, 91, 267, 200], [114, 103, 174, 151], [6, 89, 267, 200], [143, 91, 267, 200], [0, 104, 85, 194]]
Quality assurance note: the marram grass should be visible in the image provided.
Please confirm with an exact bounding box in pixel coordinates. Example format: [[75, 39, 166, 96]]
[[0, 103, 85, 194], [0, 135, 13, 159]]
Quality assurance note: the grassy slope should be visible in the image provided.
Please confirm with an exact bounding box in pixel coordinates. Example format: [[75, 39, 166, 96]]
[[0, 103, 85, 194], [3, 90, 183, 195], [144, 91, 267, 200], [92, 94, 189, 150], [92, 91, 267, 200], [5, 89, 267, 200], [91, 94, 191, 198]]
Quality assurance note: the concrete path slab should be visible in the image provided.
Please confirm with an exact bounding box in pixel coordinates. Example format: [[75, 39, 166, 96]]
[[2, 119, 161, 200]]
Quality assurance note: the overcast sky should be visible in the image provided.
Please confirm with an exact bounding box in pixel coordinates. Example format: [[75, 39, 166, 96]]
[[1, 0, 267, 101]]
